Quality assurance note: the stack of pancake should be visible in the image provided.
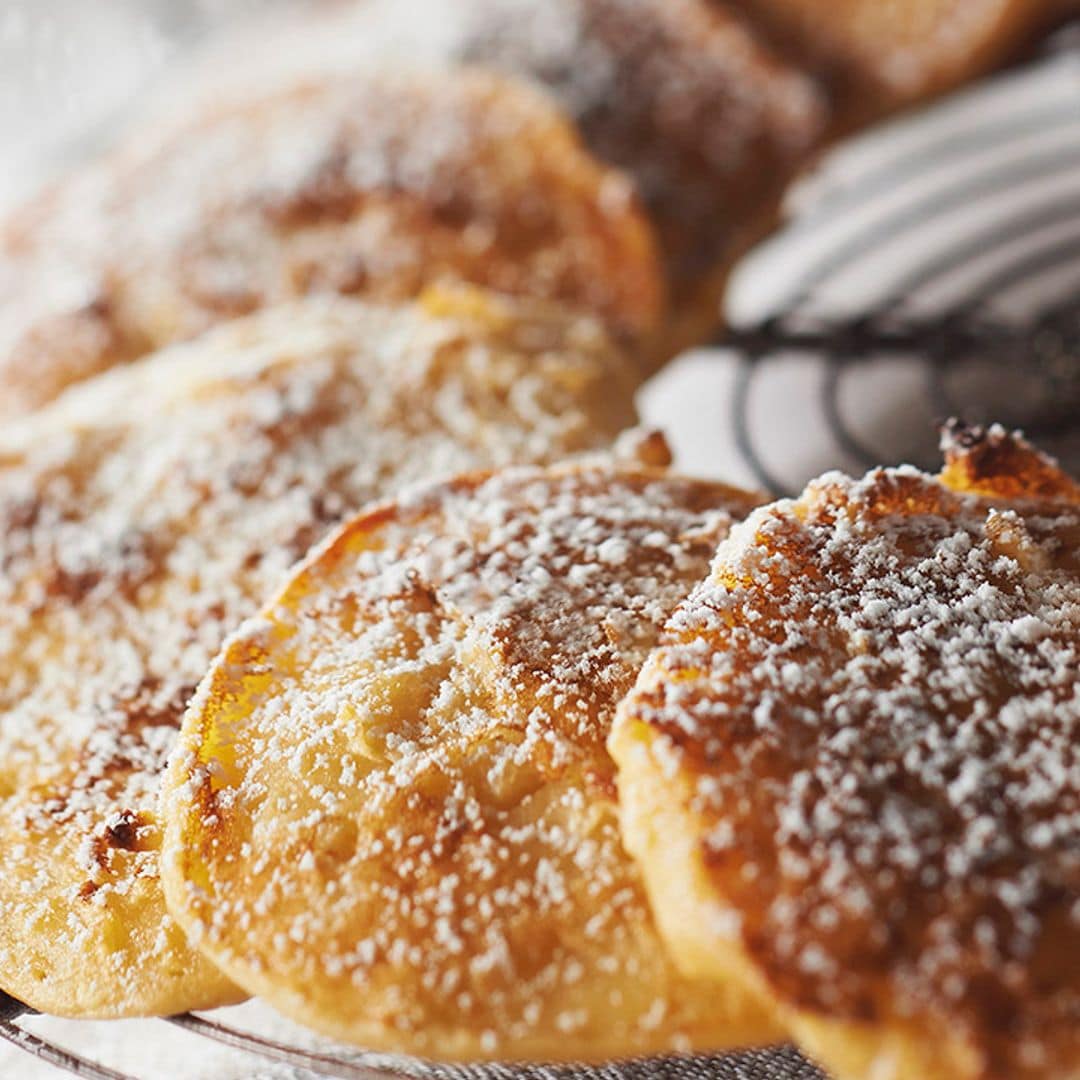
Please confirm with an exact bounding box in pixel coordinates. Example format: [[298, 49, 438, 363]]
[[0, 4, 1075, 1078]]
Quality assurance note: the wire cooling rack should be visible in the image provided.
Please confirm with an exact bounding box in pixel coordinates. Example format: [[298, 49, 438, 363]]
[[0, 991, 825, 1080], [717, 23, 1080, 495], [2, 17, 1079, 1080]]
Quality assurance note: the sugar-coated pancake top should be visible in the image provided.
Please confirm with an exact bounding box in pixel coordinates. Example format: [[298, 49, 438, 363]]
[[169, 0, 825, 305], [0, 67, 660, 417], [411, 0, 826, 293], [161, 464, 773, 1060], [0, 287, 638, 1017], [614, 427, 1080, 1079]]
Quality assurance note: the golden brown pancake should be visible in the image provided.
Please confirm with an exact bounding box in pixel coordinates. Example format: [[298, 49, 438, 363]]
[[0, 285, 639, 1018], [611, 424, 1080, 1080], [159, 463, 777, 1061], [0, 67, 661, 419], [443, 0, 826, 338], [180, 0, 826, 352], [739, 0, 1073, 116]]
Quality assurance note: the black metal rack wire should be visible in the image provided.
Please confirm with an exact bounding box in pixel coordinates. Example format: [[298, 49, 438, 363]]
[[2, 20, 1078, 1080], [727, 294, 1080, 495], [0, 991, 827, 1080], [721, 26, 1080, 495]]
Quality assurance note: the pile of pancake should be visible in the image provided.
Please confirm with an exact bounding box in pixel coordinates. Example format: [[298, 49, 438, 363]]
[[0, 3, 1076, 1079]]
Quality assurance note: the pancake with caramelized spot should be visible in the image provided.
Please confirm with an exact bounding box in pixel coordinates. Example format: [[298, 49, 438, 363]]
[[611, 423, 1080, 1080], [160, 463, 777, 1061], [0, 67, 661, 418], [0, 285, 639, 1018]]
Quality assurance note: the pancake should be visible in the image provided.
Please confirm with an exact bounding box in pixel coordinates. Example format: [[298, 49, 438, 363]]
[[449, 0, 828, 351], [0, 284, 639, 1018], [739, 0, 1072, 116], [611, 423, 1080, 1080], [0, 67, 661, 419], [159, 463, 776, 1061], [169, 0, 826, 351]]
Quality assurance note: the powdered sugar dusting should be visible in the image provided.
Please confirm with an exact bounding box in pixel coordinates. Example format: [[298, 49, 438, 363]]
[[0, 287, 636, 1010], [0, 65, 659, 416], [621, 446, 1080, 1075], [163, 465, 763, 1057]]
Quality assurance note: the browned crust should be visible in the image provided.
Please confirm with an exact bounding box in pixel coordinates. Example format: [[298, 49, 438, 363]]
[[613, 432, 1080, 1080]]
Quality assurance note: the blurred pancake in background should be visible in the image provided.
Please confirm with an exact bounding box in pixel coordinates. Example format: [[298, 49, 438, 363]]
[[0, 67, 661, 418]]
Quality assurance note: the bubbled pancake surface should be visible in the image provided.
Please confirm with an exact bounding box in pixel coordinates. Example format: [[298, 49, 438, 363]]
[[0, 67, 661, 418], [0, 286, 639, 1018], [160, 464, 777, 1062], [611, 426, 1080, 1080]]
